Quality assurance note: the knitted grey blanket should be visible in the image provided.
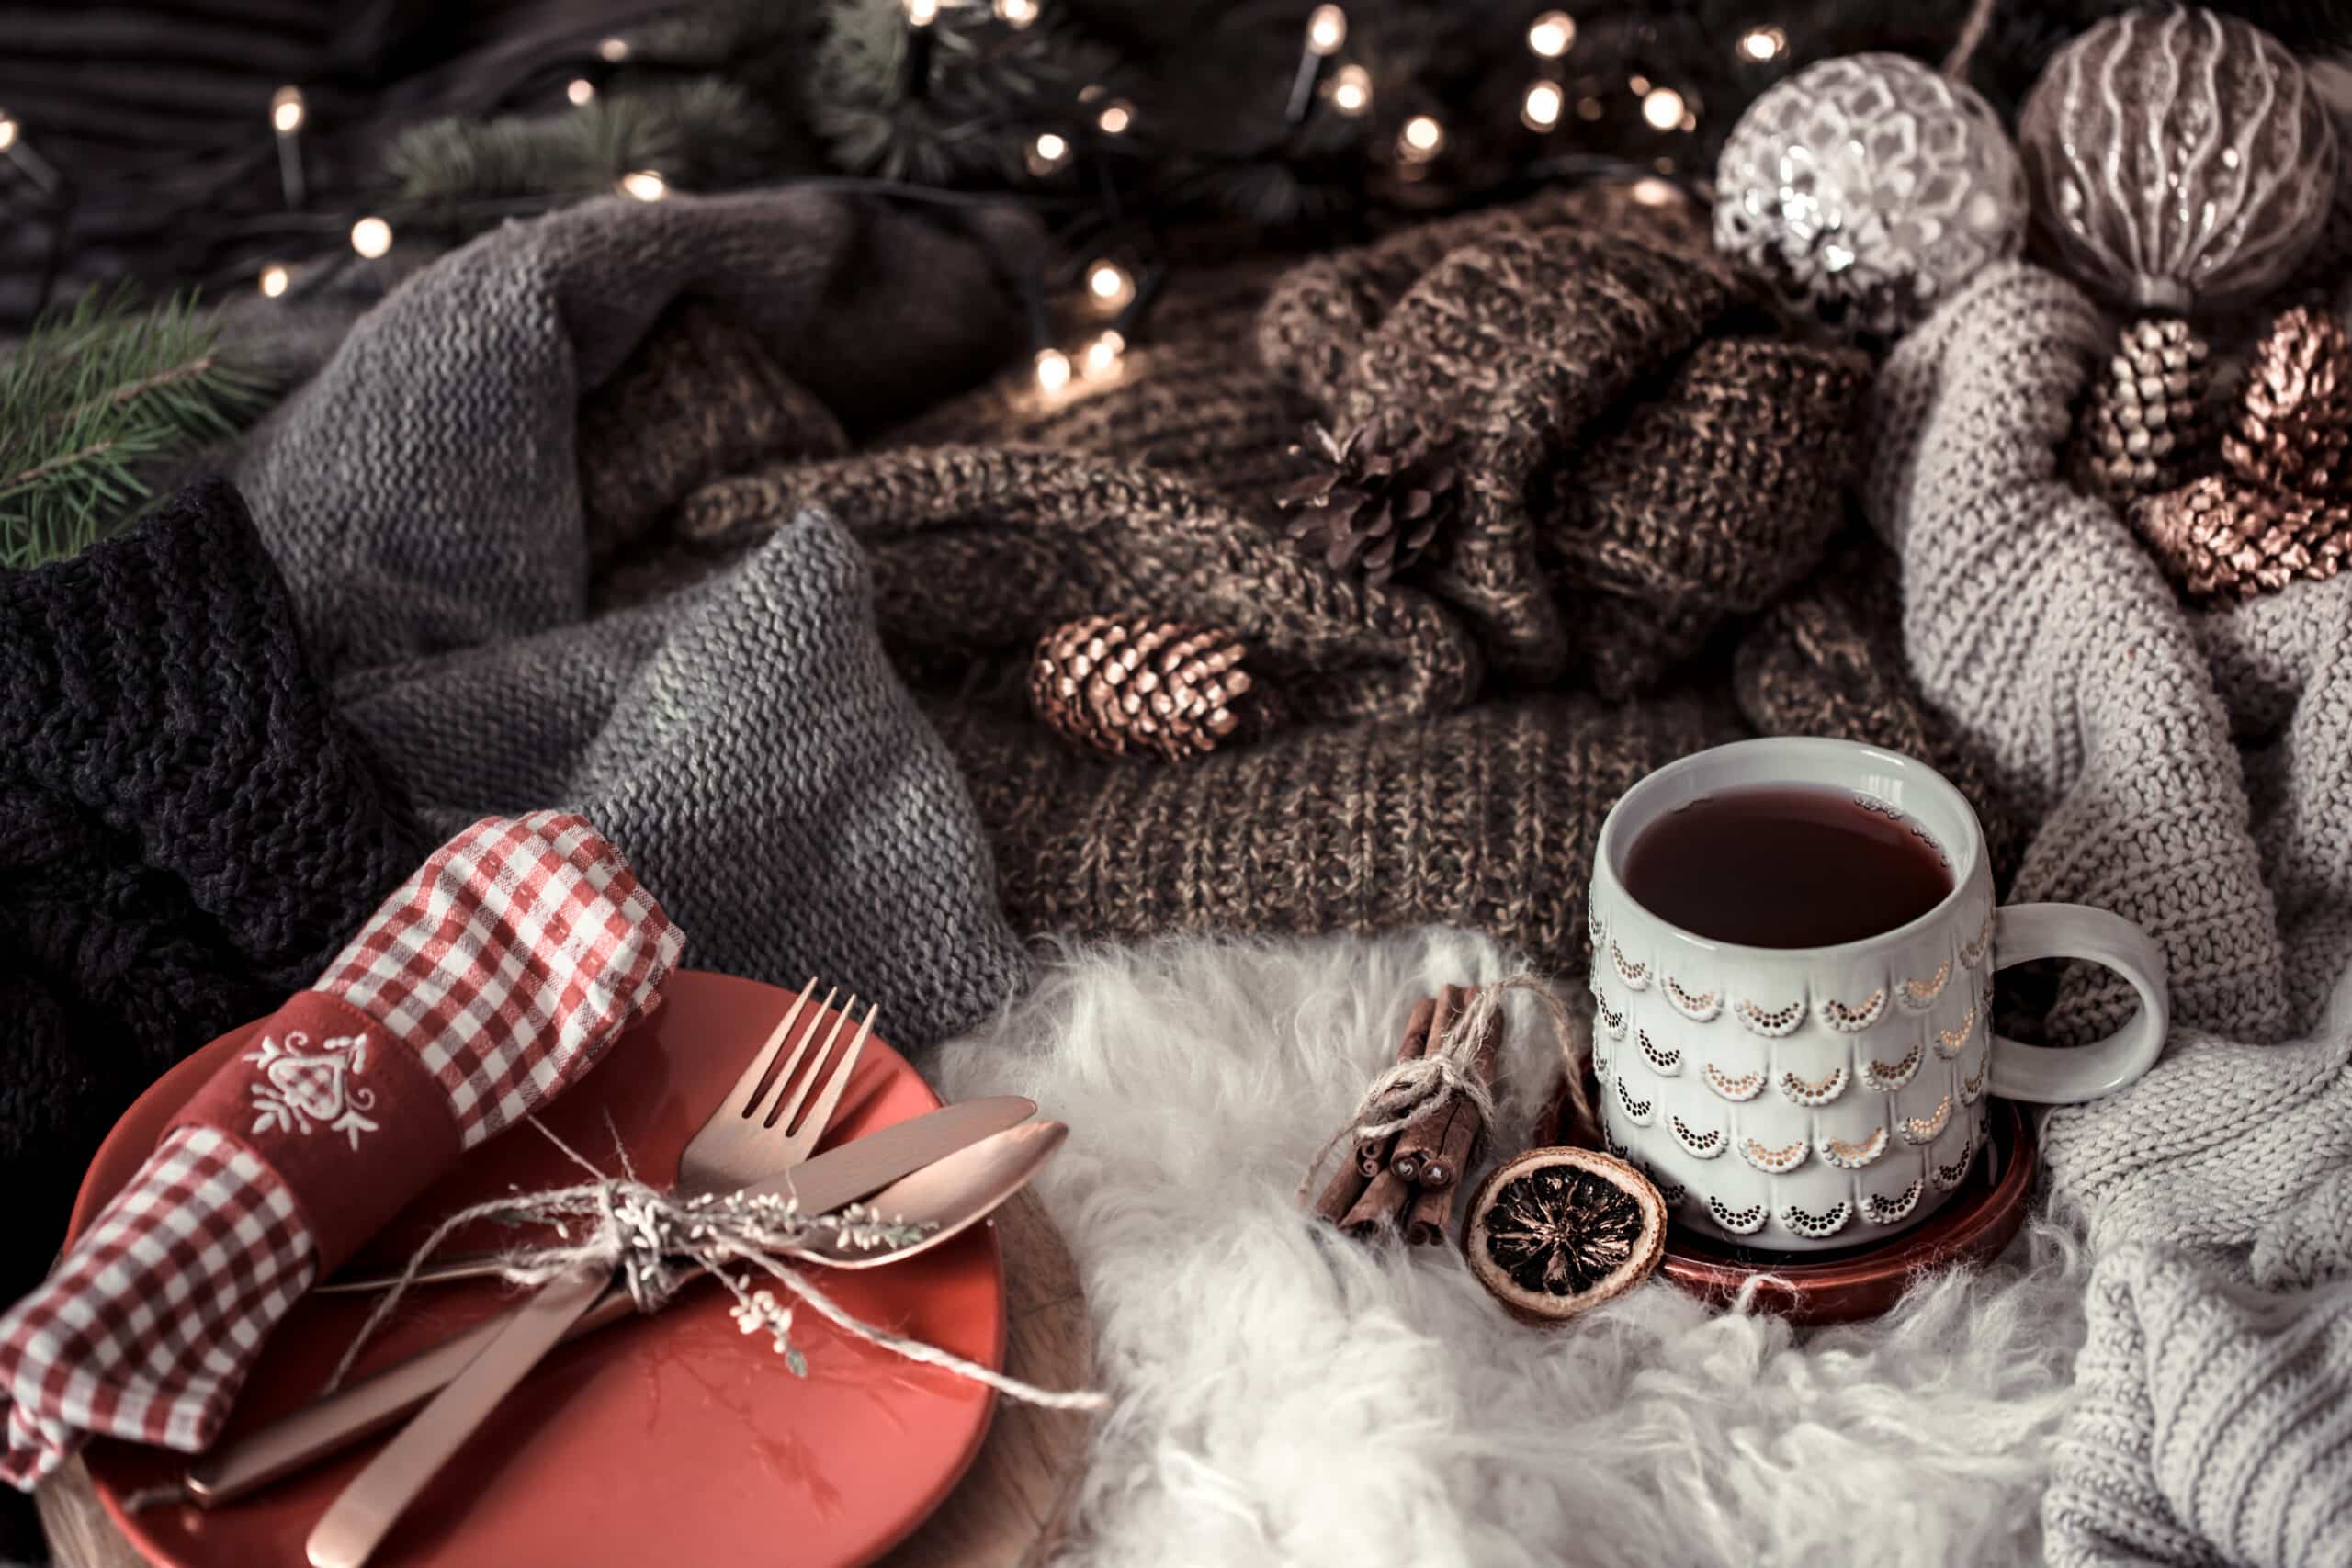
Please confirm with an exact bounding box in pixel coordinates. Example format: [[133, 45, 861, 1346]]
[[232, 191, 1033, 1046], [1871, 260, 2352, 1567]]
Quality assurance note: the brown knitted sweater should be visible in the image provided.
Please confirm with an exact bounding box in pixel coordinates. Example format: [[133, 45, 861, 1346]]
[[589, 185, 1991, 971]]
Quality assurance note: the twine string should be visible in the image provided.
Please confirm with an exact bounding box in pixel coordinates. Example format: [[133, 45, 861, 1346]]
[[1296, 973, 1597, 1203], [1942, 0, 1996, 78], [324, 1117, 1106, 1413]]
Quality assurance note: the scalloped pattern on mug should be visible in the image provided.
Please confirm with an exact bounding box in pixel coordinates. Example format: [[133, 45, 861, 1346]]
[[1735, 997, 1806, 1037], [1817, 1126, 1889, 1169], [1961, 912, 1993, 969], [1816, 987, 1888, 1032], [1611, 942, 1650, 991], [1739, 1135, 1808, 1174], [1613, 1076, 1655, 1126], [1703, 1063, 1765, 1102], [1935, 1002, 1977, 1059], [1959, 1054, 1988, 1106], [1664, 976, 1723, 1022], [1898, 958, 1952, 1011], [1898, 1095, 1953, 1145], [1708, 1194, 1767, 1235], [1592, 1039, 1612, 1083], [1859, 1036, 1923, 1092], [1863, 1177, 1925, 1226], [1654, 1178, 1687, 1208], [1930, 1130, 1976, 1191], [1637, 1030, 1682, 1075], [1588, 906, 1606, 954], [1671, 1114, 1725, 1159], [1592, 989, 1627, 1040], [1778, 1200, 1853, 1241], [1778, 1065, 1849, 1108]]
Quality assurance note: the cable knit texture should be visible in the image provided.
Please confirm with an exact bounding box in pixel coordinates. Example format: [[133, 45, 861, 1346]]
[[232, 190, 1034, 1047], [1256, 195, 1869, 692], [1869, 259, 2352, 1568], [0, 479, 418, 1299], [927, 689, 1735, 964], [667, 186, 1882, 967]]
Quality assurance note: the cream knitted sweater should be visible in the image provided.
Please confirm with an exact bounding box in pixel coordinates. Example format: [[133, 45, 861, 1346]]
[[1871, 260, 2352, 1567]]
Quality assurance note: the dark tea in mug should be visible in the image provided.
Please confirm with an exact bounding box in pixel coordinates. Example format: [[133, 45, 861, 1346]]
[[1619, 784, 1953, 949]]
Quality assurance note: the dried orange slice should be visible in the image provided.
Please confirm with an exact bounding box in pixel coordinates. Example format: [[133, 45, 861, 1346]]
[[1465, 1146, 1666, 1321]]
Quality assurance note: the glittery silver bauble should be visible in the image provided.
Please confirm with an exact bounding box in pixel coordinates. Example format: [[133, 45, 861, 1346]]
[[1714, 52, 2026, 335], [2019, 7, 2335, 313]]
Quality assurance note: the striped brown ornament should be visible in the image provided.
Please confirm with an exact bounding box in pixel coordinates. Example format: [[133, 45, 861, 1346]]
[[2019, 7, 2335, 312]]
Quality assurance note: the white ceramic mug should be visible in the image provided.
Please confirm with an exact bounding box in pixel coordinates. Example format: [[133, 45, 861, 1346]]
[[1588, 737, 2167, 1252]]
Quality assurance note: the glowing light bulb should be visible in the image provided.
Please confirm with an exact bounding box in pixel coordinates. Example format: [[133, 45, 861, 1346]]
[[1083, 329, 1125, 378], [1527, 11, 1575, 59], [350, 216, 392, 258], [905, 0, 940, 23], [1576, 95, 1602, 121], [1398, 114, 1444, 162], [270, 86, 305, 134], [994, 0, 1039, 27], [1740, 26, 1786, 62], [619, 169, 668, 201], [1096, 99, 1133, 135], [1642, 85, 1686, 130], [1328, 64, 1372, 116], [0, 114, 18, 152], [1027, 131, 1070, 175], [1306, 4, 1347, 56], [566, 77, 596, 106], [1521, 80, 1564, 130], [1631, 175, 1679, 207], [1087, 259, 1135, 309], [259, 264, 290, 299], [1035, 347, 1072, 394], [597, 37, 629, 62]]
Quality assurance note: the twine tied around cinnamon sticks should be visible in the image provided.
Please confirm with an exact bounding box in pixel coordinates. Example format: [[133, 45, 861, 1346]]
[[1300, 974, 1597, 1247]]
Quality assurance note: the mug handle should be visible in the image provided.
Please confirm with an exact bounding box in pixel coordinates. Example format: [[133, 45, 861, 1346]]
[[1986, 904, 2170, 1104]]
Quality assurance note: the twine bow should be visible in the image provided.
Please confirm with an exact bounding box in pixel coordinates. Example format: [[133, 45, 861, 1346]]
[[330, 1120, 1106, 1413], [1296, 973, 1598, 1203]]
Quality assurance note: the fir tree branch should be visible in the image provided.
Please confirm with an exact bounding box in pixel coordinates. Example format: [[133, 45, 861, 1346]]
[[0, 288, 267, 570], [386, 80, 781, 207]]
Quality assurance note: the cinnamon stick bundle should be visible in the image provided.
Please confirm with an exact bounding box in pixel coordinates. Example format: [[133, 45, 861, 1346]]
[[1308, 984, 1503, 1247]]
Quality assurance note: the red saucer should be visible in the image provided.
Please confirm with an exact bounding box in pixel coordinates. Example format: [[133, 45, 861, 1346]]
[[69, 971, 1005, 1568], [1657, 1098, 2037, 1325]]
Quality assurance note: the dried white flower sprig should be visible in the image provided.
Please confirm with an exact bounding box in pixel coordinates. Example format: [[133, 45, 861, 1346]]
[[333, 1119, 1106, 1412]]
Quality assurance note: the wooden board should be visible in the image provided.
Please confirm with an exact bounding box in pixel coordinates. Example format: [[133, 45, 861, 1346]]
[[39, 1189, 1095, 1568]]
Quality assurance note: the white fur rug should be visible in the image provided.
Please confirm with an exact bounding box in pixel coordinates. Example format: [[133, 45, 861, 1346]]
[[933, 928, 2092, 1568]]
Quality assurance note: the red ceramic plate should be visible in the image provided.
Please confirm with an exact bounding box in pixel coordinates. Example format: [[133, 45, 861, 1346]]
[[70, 971, 1004, 1568]]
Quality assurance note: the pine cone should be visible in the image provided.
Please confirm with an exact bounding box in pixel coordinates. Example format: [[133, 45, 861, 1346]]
[[2068, 316, 2211, 508], [1029, 616, 1271, 761], [1276, 415, 1460, 585], [2222, 304, 2352, 498], [2131, 473, 2352, 603]]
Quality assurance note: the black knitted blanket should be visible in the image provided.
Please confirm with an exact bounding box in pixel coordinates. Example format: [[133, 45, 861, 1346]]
[[0, 479, 419, 1301]]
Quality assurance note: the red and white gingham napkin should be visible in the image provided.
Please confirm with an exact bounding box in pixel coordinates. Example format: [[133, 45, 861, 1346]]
[[0, 811, 683, 1487]]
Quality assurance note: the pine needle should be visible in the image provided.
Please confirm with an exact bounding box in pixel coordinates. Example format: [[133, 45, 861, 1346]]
[[385, 81, 778, 207], [806, 0, 1114, 186], [0, 288, 267, 570]]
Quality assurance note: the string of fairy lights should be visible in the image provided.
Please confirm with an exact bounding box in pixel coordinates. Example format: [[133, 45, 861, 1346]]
[[0, 3, 1797, 392]]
